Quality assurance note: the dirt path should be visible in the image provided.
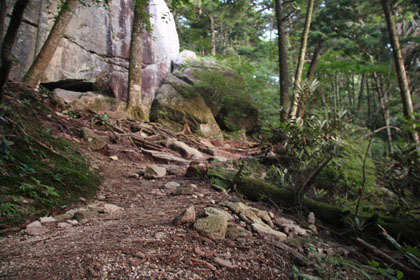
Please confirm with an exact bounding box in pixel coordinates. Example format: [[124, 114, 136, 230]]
[[0, 114, 298, 279]]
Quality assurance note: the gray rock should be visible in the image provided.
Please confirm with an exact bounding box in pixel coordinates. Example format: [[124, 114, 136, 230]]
[[144, 164, 167, 179], [97, 194, 106, 201], [81, 127, 106, 150], [53, 88, 83, 103], [173, 50, 197, 69], [8, 0, 179, 120], [172, 205, 196, 226], [103, 203, 123, 214], [252, 223, 287, 239], [166, 138, 203, 160], [164, 181, 181, 189], [57, 222, 72, 229], [67, 220, 79, 226], [172, 187, 194, 196], [220, 201, 249, 214], [250, 207, 274, 228], [25, 221, 48, 235], [194, 215, 228, 240], [226, 225, 252, 240], [154, 232, 166, 239], [204, 207, 234, 221], [39, 216, 56, 224]]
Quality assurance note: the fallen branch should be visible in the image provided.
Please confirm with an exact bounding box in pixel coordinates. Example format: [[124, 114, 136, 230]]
[[356, 238, 420, 279], [357, 126, 401, 142]]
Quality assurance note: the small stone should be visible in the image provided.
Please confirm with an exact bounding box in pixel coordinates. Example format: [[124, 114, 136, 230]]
[[252, 223, 287, 239], [273, 217, 296, 227], [308, 212, 316, 225], [210, 199, 216, 204], [269, 211, 275, 219], [144, 164, 167, 179], [172, 187, 194, 196], [166, 138, 203, 160], [150, 189, 165, 196], [57, 222, 72, 229], [67, 220, 78, 226], [154, 232, 166, 239], [192, 194, 198, 199], [197, 193, 204, 198], [97, 194, 106, 201], [308, 224, 318, 234], [127, 173, 140, 179], [282, 224, 307, 236], [110, 155, 118, 161], [25, 221, 49, 235], [214, 257, 238, 269], [79, 197, 86, 202], [39, 216, 56, 224], [205, 207, 234, 221], [250, 207, 274, 228], [103, 203, 124, 213], [172, 205, 196, 226], [194, 247, 205, 256], [164, 181, 180, 189], [189, 183, 198, 189], [81, 127, 106, 150], [226, 225, 252, 240], [194, 215, 228, 240], [220, 201, 249, 214]]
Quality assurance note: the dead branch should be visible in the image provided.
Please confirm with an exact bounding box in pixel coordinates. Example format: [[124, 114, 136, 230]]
[[357, 126, 401, 142]]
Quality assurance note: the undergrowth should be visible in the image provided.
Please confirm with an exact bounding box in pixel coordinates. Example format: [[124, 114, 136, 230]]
[[0, 84, 101, 227]]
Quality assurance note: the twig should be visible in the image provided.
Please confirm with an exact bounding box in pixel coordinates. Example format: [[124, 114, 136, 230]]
[[356, 238, 420, 279]]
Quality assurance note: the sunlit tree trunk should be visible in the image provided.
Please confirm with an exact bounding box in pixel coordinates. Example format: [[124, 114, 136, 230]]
[[381, 0, 419, 145], [0, 0, 30, 103], [127, 0, 148, 121], [306, 41, 323, 81], [357, 74, 365, 113], [23, 0, 79, 87], [209, 14, 216, 56], [274, 0, 290, 122], [289, 0, 314, 120]]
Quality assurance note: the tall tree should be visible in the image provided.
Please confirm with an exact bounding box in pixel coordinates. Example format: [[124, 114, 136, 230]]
[[0, 0, 30, 103], [274, 0, 290, 122], [126, 0, 148, 120], [380, 0, 419, 145], [289, 0, 315, 120], [23, 0, 79, 87]]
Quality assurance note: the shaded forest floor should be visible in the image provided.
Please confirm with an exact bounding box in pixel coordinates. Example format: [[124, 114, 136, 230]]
[[0, 83, 414, 279]]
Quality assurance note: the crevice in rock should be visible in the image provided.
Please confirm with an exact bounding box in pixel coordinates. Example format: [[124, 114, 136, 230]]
[[41, 79, 94, 92]]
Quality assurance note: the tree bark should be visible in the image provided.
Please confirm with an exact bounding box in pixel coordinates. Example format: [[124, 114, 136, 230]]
[[306, 41, 323, 81], [274, 0, 290, 122], [127, 1, 147, 121], [380, 0, 419, 145], [23, 0, 79, 87], [209, 14, 216, 56], [289, 0, 315, 120], [0, 0, 30, 103], [357, 74, 365, 113], [0, 0, 6, 47]]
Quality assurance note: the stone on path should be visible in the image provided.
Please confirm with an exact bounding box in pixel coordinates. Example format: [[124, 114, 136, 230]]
[[144, 164, 166, 179], [226, 224, 252, 240], [204, 207, 234, 222], [57, 222, 72, 229], [164, 181, 180, 190], [25, 221, 49, 236], [172, 205, 196, 226], [252, 223, 287, 240], [172, 187, 194, 196], [103, 203, 124, 214], [81, 127, 106, 150], [194, 215, 228, 240], [39, 216, 56, 224]]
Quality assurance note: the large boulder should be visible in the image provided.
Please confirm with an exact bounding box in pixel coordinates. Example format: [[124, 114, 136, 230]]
[[7, 0, 179, 119], [150, 74, 223, 139]]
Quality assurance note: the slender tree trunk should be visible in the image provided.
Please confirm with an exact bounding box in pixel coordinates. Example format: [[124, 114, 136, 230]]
[[306, 41, 323, 80], [367, 78, 371, 124], [209, 15, 216, 56], [127, 1, 147, 121], [0, 0, 30, 103], [357, 74, 365, 113], [0, 0, 6, 46], [381, 0, 419, 145], [274, 0, 290, 122], [373, 72, 394, 154], [23, 0, 78, 87], [289, 0, 315, 119]]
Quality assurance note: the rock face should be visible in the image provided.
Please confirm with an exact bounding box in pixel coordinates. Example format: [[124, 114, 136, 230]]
[[7, 0, 179, 119]]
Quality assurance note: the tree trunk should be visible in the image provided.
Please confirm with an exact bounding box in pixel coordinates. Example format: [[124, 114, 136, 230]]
[[357, 74, 365, 113], [209, 15, 216, 56], [373, 72, 394, 154], [23, 0, 79, 87], [274, 0, 290, 122], [126, 1, 147, 121], [289, 0, 315, 120], [306, 41, 323, 81], [367, 78, 371, 124], [380, 0, 419, 145], [0, 0, 6, 47], [0, 0, 30, 103]]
